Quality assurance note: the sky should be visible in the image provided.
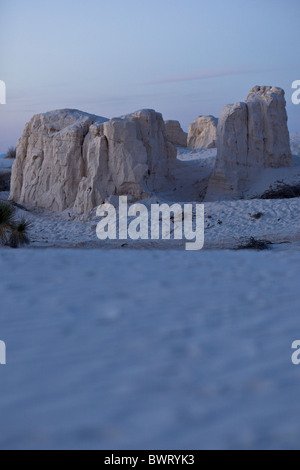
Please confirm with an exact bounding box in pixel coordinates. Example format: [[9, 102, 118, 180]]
[[0, 0, 300, 152]]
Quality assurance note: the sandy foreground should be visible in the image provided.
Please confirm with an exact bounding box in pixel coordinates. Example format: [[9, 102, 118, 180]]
[[0, 248, 299, 450], [0, 145, 300, 450]]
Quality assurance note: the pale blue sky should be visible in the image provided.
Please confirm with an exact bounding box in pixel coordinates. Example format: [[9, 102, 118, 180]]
[[0, 0, 299, 152]]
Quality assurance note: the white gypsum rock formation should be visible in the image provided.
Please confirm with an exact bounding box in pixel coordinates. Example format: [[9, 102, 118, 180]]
[[206, 86, 293, 201], [10, 109, 176, 213], [187, 115, 218, 149], [164, 120, 187, 147]]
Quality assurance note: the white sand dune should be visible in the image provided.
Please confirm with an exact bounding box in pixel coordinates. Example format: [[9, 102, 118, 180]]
[[0, 158, 14, 170], [1, 194, 297, 250]]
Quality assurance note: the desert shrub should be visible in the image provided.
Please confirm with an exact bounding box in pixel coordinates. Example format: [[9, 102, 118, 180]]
[[238, 237, 272, 251], [0, 202, 31, 248], [250, 212, 264, 220], [0, 202, 15, 244], [259, 184, 300, 200], [5, 146, 16, 159]]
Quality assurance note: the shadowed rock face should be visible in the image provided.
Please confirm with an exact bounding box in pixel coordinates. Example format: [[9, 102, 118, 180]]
[[188, 116, 218, 149], [164, 120, 187, 147], [10, 109, 176, 213], [206, 86, 293, 201]]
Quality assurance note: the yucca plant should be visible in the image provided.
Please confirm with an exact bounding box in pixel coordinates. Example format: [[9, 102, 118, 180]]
[[0, 202, 31, 248], [0, 202, 15, 244], [8, 218, 31, 248]]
